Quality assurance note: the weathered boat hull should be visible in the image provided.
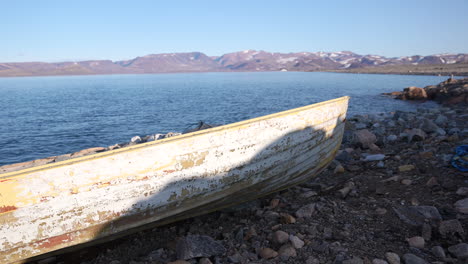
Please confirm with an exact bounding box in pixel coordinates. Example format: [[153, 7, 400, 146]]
[[0, 96, 349, 263]]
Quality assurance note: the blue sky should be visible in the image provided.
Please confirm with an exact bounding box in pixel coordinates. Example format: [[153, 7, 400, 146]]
[[2, 0, 468, 62]]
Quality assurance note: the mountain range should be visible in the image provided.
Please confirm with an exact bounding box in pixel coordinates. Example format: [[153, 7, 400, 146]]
[[1, 50, 467, 77]]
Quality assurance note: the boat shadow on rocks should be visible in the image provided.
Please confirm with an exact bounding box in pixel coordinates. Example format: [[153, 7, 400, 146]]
[[2, 97, 349, 264]]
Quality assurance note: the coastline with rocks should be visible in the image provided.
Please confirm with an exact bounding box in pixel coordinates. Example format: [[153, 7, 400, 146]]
[[3, 79, 467, 264]]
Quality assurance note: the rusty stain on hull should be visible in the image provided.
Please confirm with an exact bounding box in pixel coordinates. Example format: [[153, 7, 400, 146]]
[[0, 96, 349, 263]]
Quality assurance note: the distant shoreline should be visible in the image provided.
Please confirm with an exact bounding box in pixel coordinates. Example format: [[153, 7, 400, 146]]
[[324, 63, 468, 77], [0, 68, 466, 78]]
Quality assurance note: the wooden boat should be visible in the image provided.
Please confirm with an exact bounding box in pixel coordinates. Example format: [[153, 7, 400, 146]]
[[0, 96, 349, 263]]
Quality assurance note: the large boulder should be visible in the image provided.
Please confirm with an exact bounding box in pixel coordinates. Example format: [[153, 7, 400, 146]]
[[397, 86, 428, 100]]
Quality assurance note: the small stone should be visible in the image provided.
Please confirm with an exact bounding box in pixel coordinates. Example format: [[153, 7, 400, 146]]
[[363, 154, 386, 161], [227, 253, 241, 263], [404, 128, 426, 142], [454, 198, 468, 214], [168, 261, 191, 264], [372, 259, 388, 264], [425, 177, 438, 187], [421, 223, 431, 241], [334, 164, 345, 173], [387, 135, 398, 142], [456, 187, 468, 196], [278, 244, 297, 258], [434, 115, 448, 126], [306, 256, 320, 264], [338, 181, 355, 198], [401, 179, 413, 185], [259, 248, 278, 259], [377, 161, 385, 168], [376, 208, 387, 215], [385, 252, 401, 264], [399, 165, 415, 172], [176, 235, 226, 260], [295, 203, 316, 218], [342, 257, 364, 264], [419, 151, 434, 159], [280, 213, 296, 224], [273, 230, 289, 244], [431, 246, 446, 259], [394, 206, 443, 227], [354, 129, 377, 148], [420, 118, 440, 133], [269, 198, 280, 208], [131, 136, 142, 143], [402, 253, 428, 264], [289, 235, 305, 249], [448, 243, 468, 259], [300, 190, 318, 198], [439, 219, 464, 238], [407, 236, 425, 249]]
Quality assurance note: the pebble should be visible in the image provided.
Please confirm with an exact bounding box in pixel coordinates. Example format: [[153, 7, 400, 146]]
[[387, 134, 398, 142], [295, 203, 316, 218], [289, 235, 305, 249], [334, 164, 345, 173], [198, 258, 213, 264], [407, 236, 425, 249], [175, 235, 226, 260], [448, 243, 468, 259], [269, 198, 280, 208], [438, 219, 464, 238], [259, 248, 278, 259], [363, 154, 386, 161], [280, 213, 296, 224], [385, 252, 400, 264], [342, 257, 364, 264], [130, 136, 142, 143], [372, 259, 388, 264], [402, 253, 428, 264], [168, 261, 191, 264], [431, 246, 446, 259], [401, 179, 412, 185], [273, 230, 289, 244], [454, 198, 468, 214], [376, 208, 387, 215], [306, 256, 320, 264], [398, 164, 415, 172], [456, 187, 468, 196], [277, 244, 297, 258]]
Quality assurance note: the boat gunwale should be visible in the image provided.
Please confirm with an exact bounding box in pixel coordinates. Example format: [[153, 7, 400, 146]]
[[0, 96, 350, 179]]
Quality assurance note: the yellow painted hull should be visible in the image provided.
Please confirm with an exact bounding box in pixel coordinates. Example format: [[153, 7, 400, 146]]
[[0, 96, 349, 263]]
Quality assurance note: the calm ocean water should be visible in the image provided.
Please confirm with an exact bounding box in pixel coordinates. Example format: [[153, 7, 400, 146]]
[[0, 72, 447, 166]]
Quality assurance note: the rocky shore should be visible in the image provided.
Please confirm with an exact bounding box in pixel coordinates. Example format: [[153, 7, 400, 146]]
[[384, 77, 468, 105], [28, 97, 466, 264]]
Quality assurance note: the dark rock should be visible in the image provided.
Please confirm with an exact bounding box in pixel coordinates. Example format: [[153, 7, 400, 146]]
[[342, 257, 364, 264], [401, 253, 429, 264], [404, 128, 426, 142], [431, 246, 446, 259], [277, 244, 297, 258], [454, 198, 468, 214], [353, 129, 377, 148], [448, 243, 468, 259], [273, 230, 289, 244], [438, 219, 465, 238], [393, 206, 442, 226], [397, 87, 427, 100], [384, 252, 400, 264], [176, 235, 226, 260], [421, 223, 432, 241], [295, 203, 316, 218], [258, 248, 278, 259]]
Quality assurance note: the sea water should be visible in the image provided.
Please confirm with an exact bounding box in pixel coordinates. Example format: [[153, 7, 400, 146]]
[[0, 72, 447, 165]]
